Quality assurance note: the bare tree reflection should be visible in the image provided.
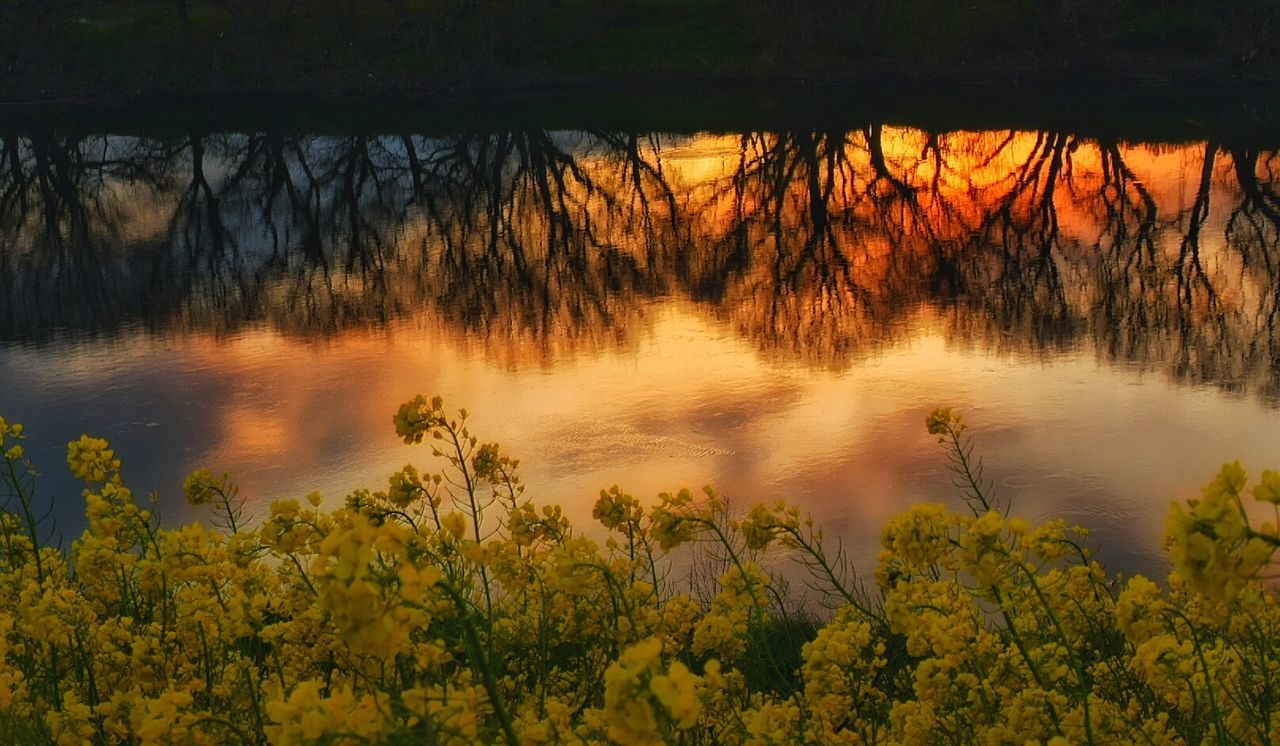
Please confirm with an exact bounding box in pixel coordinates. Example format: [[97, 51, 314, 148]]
[[1, 123, 1278, 401]]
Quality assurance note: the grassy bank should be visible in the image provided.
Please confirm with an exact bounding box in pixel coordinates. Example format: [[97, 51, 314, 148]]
[[2, 401, 1280, 743], [2, 0, 1278, 101], [10, 83, 1280, 138]]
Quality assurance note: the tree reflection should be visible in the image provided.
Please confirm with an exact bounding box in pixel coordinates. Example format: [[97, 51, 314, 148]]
[[1, 123, 1278, 400]]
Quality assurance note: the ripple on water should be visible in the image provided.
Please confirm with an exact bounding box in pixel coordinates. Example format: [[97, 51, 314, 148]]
[[543, 421, 735, 471], [1031, 503, 1128, 531]]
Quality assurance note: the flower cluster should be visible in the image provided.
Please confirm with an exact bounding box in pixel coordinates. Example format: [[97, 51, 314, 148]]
[[1, 403, 1278, 744]]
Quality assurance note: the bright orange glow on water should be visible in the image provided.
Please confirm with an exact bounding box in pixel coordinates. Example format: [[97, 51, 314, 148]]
[[3, 126, 1279, 578]]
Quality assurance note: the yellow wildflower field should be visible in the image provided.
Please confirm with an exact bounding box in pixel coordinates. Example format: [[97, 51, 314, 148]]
[[0, 403, 1277, 744]]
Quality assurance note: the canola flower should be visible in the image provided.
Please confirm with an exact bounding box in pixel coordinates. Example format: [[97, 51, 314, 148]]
[[0, 404, 1279, 744]]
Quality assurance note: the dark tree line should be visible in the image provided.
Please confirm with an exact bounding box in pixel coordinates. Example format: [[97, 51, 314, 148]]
[[4, 0, 1276, 96]]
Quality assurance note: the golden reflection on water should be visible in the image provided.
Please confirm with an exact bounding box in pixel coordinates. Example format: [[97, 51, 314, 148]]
[[7, 302, 1279, 579], [2, 126, 1279, 577]]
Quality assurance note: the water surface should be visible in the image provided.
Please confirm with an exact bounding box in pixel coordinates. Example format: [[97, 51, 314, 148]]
[[3, 117, 1279, 579]]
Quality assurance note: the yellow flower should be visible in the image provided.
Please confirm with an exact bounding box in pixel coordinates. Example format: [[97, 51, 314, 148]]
[[1164, 462, 1261, 600], [594, 486, 643, 531], [648, 488, 707, 550], [66, 435, 121, 483], [925, 407, 967, 441], [441, 511, 467, 540], [182, 467, 220, 506], [9, 402, 1280, 745], [387, 464, 424, 508], [603, 637, 664, 745], [879, 502, 955, 580], [393, 394, 444, 444], [1115, 575, 1167, 645], [693, 563, 768, 662], [266, 681, 385, 745], [1252, 469, 1280, 504], [739, 500, 801, 551], [958, 510, 1010, 588], [650, 661, 702, 729]]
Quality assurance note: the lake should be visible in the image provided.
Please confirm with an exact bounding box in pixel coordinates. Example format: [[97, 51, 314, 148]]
[[3, 98, 1279, 580]]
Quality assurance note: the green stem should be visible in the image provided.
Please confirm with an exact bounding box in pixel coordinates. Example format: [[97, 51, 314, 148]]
[[3, 456, 44, 583], [439, 580, 519, 746], [691, 516, 791, 692]]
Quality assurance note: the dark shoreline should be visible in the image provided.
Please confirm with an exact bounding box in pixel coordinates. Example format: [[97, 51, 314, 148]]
[[5, 58, 1278, 104], [5, 69, 1280, 145]]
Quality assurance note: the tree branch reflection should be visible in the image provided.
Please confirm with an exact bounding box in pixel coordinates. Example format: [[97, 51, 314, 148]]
[[1, 124, 1277, 400]]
